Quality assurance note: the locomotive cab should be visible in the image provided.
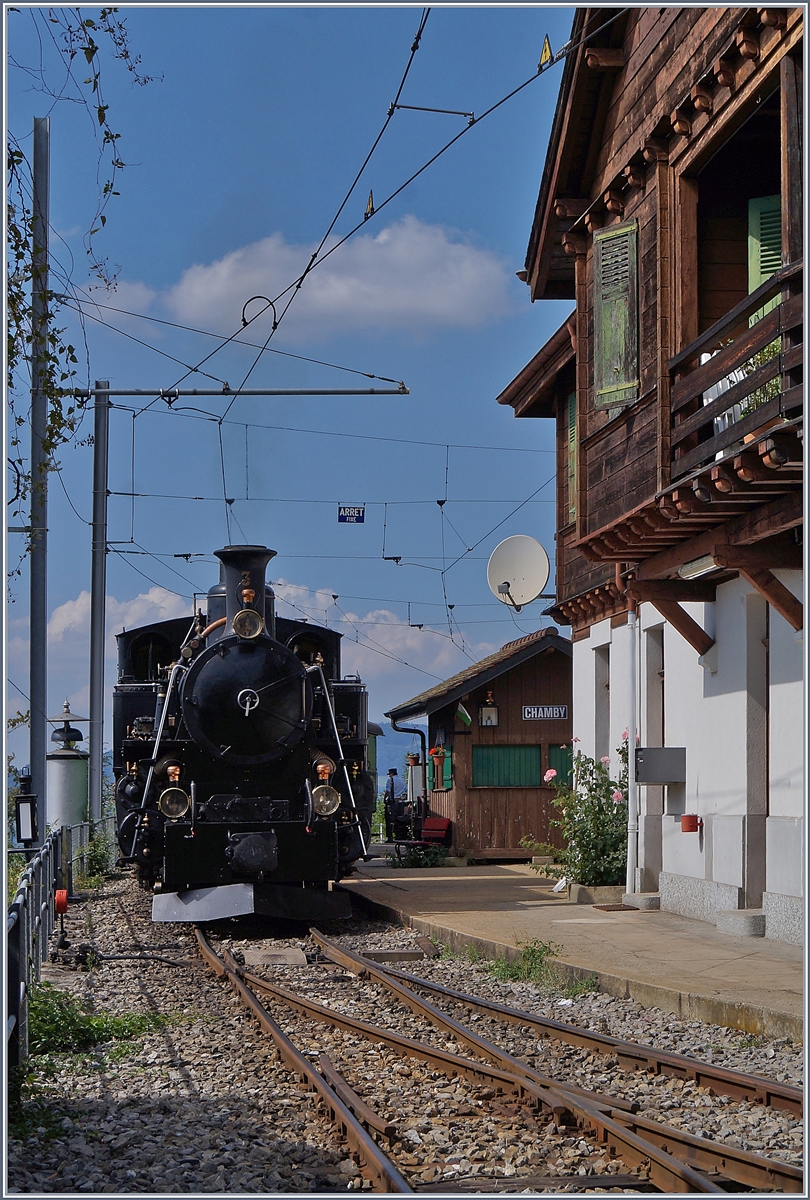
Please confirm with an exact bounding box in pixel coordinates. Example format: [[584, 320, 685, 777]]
[[112, 544, 371, 923]]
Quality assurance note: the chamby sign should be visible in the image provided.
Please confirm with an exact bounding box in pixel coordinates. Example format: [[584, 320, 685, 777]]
[[338, 506, 365, 523], [523, 705, 568, 720]]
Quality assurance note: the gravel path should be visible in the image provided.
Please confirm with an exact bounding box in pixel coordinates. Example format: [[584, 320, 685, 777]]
[[7, 874, 804, 1194]]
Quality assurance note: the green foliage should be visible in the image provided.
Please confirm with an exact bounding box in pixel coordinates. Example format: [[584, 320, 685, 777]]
[[388, 844, 448, 869], [545, 740, 629, 887], [485, 938, 558, 983], [739, 337, 781, 416], [28, 982, 165, 1057], [7, 852, 27, 907]]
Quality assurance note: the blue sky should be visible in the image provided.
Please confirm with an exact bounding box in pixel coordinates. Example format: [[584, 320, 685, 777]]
[[7, 5, 576, 760]]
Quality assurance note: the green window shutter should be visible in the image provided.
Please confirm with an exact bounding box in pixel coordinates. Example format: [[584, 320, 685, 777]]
[[428, 751, 452, 790], [472, 745, 541, 787], [748, 195, 782, 322], [593, 220, 639, 407], [748, 195, 782, 290], [566, 389, 577, 521], [548, 743, 573, 786]]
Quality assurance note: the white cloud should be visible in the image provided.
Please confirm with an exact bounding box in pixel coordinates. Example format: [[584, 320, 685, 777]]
[[272, 578, 496, 718], [156, 216, 515, 342]]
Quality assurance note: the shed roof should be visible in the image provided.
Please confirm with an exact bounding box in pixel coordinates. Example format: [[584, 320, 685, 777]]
[[385, 626, 571, 721]]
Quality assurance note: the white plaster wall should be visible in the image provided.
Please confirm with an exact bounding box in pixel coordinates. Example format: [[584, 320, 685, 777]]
[[768, 569, 803, 820], [572, 626, 596, 759], [663, 580, 751, 822], [765, 817, 803, 897], [607, 621, 633, 764]]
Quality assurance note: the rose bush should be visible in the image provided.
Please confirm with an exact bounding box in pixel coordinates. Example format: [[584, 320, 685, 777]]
[[545, 738, 628, 887]]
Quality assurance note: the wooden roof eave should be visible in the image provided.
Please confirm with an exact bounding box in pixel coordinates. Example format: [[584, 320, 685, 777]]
[[527, 8, 629, 300], [385, 632, 572, 723], [496, 317, 575, 418]]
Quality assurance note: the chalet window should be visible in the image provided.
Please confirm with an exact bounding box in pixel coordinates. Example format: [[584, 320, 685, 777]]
[[566, 389, 577, 520], [472, 745, 541, 787], [427, 750, 452, 790], [593, 220, 639, 407], [548, 743, 573, 785]]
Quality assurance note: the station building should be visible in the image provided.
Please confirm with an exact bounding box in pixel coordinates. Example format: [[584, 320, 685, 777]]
[[498, 7, 803, 942], [386, 628, 572, 859]]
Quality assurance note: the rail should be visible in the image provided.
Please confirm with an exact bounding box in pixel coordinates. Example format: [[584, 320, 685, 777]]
[[7, 832, 60, 1068], [669, 260, 803, 478]]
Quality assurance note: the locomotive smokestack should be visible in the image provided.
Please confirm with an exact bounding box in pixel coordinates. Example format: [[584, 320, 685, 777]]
[[214, 545, 276, 638]]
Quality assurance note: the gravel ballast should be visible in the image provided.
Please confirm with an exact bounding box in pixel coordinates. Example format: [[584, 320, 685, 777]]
[[7, 875, 803, 1194]]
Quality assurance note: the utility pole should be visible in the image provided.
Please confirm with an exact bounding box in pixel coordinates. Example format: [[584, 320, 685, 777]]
[[88, 382, 110, 824], [29, 117, 50, 844]]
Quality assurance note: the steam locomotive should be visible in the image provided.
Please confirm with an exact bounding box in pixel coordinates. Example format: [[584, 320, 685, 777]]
[[112, 545, 375, 922]]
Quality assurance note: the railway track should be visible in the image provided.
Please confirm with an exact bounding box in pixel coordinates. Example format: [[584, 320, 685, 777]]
[[193, 924, 803, 1194]]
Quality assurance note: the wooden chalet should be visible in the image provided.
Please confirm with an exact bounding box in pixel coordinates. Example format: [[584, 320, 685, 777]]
[[386, 628, 572, 858], [498, 8, 803, 941]]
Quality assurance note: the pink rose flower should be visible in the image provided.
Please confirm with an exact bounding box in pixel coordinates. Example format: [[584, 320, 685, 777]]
[[543, 768, 557, 783], [612, 790, 623, 803], [600, 756, 610, 765], [572, 737, 580, 743], [622, 728, 629, 741]]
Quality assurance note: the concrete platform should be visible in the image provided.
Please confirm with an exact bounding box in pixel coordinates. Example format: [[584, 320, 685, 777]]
[[341, 856, 803, 1042]]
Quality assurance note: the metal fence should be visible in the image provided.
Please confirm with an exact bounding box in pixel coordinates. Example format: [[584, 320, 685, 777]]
[[7, 818, 116, 1068], [61, 816, 116, 895], [7, 831, 60, 1068]]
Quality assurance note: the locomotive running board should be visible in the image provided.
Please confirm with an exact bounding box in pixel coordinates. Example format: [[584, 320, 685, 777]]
[[152, 881, 352, 922]]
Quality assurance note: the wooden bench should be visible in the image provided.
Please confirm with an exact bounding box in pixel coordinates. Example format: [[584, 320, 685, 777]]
[[394, 817, 452, 858]]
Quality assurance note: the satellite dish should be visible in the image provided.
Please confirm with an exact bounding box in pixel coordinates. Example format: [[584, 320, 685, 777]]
[[487, 535, 550, 613]]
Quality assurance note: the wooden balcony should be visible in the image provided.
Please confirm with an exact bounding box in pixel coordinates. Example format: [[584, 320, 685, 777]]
[[572, 261, 802, 572], [669, 260, 803, 481]]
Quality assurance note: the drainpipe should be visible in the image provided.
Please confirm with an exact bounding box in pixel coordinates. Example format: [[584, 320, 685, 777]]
[[616, 565, 639, 894], [389, 716, 427, 823]]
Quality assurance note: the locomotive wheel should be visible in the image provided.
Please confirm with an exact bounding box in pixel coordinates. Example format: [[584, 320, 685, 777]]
[[180, 634, 312, 766]]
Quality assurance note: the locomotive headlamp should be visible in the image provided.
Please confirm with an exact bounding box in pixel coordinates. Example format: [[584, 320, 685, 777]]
[[312, 784, 341, 816], [158, 787, 190, 820], [232, 609, 264, 639]]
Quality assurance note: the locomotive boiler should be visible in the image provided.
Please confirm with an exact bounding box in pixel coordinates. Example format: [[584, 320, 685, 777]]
[[112, 545, 375, 922]]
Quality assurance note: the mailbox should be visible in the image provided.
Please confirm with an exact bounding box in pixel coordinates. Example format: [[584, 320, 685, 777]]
[[635, 747, 686, 784]]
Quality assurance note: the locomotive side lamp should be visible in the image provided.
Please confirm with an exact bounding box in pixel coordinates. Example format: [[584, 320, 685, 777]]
[[312, 785, 341, 816], [159, 787, 190, 820]]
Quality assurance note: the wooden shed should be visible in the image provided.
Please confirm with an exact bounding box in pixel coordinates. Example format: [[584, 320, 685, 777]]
[[386, 628, 572, 858]]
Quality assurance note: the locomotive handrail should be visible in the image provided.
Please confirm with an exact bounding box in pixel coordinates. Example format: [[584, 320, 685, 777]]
[[309, 663, 368, 858], [129, 659, 188, 857]]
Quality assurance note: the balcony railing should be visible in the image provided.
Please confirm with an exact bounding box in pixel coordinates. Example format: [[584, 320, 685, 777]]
[[669, 260, 803, 479]]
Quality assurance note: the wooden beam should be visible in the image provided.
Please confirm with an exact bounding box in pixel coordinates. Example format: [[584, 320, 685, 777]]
[[650, 600, 715, 656], [635, 492, 803, 580], [740, 568, 803, 630], [781, 53, 803, 264], [627, 580, 718, 603], [712, 542, 803, 570], [554, 198, 589, 219], [585, 48, 625, 70]]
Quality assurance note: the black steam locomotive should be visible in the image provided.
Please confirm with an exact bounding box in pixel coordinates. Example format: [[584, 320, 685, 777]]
[[113, 545, 375, 922]]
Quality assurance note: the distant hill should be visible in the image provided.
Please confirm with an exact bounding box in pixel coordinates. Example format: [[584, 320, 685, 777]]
[[370, 720, 427, 794]]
